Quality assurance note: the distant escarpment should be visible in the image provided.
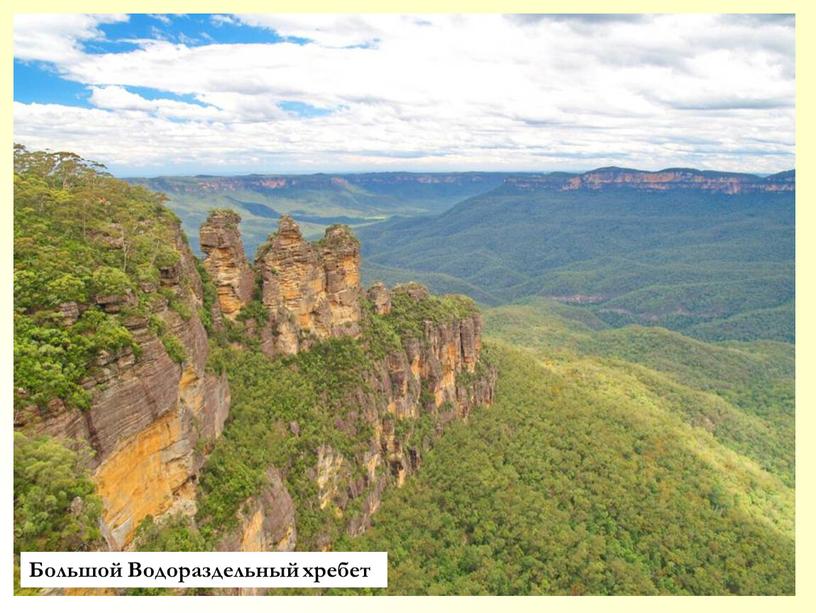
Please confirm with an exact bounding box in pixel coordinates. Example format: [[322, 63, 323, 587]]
[[503, 167, 794, 194], [130, 171, 505, 196]]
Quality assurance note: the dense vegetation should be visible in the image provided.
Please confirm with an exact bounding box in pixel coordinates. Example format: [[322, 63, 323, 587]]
[[341, 342, 794, 595], [127, 173, 506, 255], [14, 148, 795, 596], [14, 432, 103, 593], [486, 299, 794, 482], [195, 337, 379, 549], [358, 187, 794, 343], [14, 432, 102, 554], [13, 145, 191, 411], [136, 286, 481, 552]]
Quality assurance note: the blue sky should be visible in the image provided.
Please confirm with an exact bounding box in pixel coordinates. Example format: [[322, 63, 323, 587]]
[[13, 13, 795, 176]]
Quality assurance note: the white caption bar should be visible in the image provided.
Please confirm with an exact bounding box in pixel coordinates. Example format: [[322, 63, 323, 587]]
[[21, 551, 387, 589]]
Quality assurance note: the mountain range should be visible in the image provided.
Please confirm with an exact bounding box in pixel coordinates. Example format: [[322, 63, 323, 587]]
[[357, 168, 794, 343], [14, 148, 795, 595], [126, 167, 794, 259]]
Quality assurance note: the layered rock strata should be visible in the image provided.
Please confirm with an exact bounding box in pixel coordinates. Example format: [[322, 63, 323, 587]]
[[17, 211, 495, 557], [256, 216, 362, 355], [200, 210, 254, 319], [217, 466, 297, 553], [338, 288, 496, 538], [221, 275, 496, 550], [16, 226, 230, 549]]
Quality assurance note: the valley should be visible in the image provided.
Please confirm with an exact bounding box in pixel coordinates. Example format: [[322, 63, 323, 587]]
[[13, 149, 795, 595], [358, 167, 795, 343], [10, 9, 798, 603], [127, 172, 508, 257]]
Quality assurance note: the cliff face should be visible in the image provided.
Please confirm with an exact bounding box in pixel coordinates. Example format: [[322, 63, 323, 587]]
[[504, 167, 795, 194], [132, 172, 502, 195], [256, 216, 362, 355], [15, 149, 499, 586], [200, 210, 254, 319], [217, 466, 297, 553], [16, 200, 493, 557], [339, 287, 496, 537], [223, 298, 496, 550], [197, 218, 496, 553], [16, 226, 230, 550]]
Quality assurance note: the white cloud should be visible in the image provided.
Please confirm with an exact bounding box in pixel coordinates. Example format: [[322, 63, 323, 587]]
[[13, 13, 795, 174], [88, 85, 228, 120], [235, 13, 395, 47], [14, 13, 127, 63]]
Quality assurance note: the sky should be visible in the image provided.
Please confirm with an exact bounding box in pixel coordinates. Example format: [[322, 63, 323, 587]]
[[13, 13, 795, 176]]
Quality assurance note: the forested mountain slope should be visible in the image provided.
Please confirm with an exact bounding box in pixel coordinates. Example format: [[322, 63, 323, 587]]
[[483, 299, 794, 486], [13, 149, 795, 596], [13, 147, 496, 592], [359, 169, 795, 343], [341, 302, 794, 595]]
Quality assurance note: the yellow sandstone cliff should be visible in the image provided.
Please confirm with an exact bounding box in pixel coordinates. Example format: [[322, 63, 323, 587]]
[[17, 212, 495, 556], [16, 225, 231, 549], [200, 210, 254, 319], [255, 216, 362, 355], [203, 217, 496, 552]]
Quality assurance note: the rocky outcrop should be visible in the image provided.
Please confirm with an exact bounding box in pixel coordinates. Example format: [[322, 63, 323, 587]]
[[301, 284, 496, 542], [316, 445, 351, 517], [504, 167, 795, 194], [367, 282, 391, 315], [16, 225, 230, 550], [202, 252, 495, 551], [200, 210, 254, 319], [193, 208, 497, 550], [256, 216, 361, 355], [218, 466, 296, 553], [16, 209, 493, 557]]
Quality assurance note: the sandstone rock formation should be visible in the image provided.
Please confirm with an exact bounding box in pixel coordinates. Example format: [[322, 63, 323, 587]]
[[17, 210, 494, 557], [367, 282, 391, 315], [256, 216, 361, 355], [192, 210, 497, 549], [193, 208, 497, 551], [16, 226, 230, 549], [218, 466, 296, 553], [327, 286, 496, 538], [200, 210, 254, 319]]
